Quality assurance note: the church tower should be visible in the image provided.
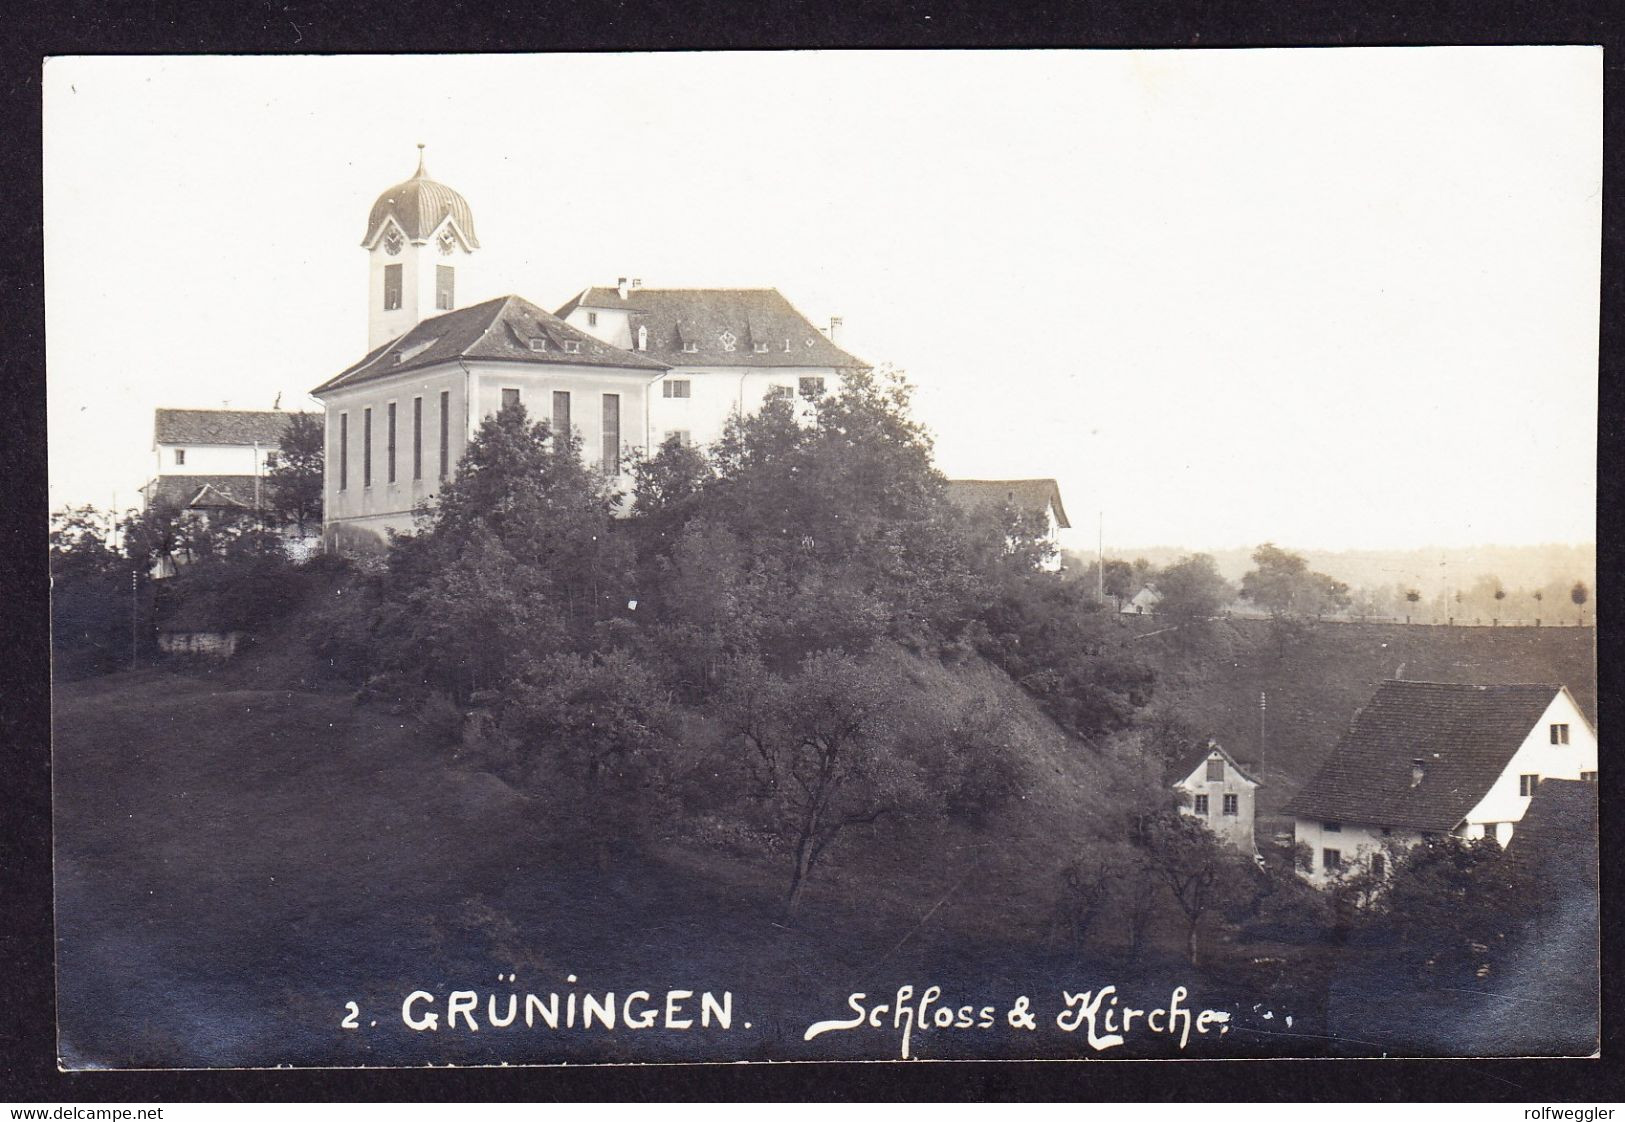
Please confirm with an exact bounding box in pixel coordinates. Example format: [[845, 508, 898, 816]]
[[361, 145, 479, 352]]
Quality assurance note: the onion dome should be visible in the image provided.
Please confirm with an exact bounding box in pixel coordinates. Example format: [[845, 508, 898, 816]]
[[362, 145, 479, 248]]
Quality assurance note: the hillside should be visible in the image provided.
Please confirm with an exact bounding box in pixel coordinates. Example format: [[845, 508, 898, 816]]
[[1132, 617, 1596, 817]]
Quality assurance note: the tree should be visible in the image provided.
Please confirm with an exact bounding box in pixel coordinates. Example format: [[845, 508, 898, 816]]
[[1571, 581, 1589, 624], [502, 649, 677, 865], [1153, 553, 1233, 626], [376, 401, 625, 700], [1240, 543, 1351, 621], [1137, 810, 1259, 965], [50, 506, 134, 676], [1101, 558, 1137, 610], [718, 650, 937, 916], [267, 412, 324, 536]]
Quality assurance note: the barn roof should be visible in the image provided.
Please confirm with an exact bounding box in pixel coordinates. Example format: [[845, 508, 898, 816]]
[[1283, 680, 1565, 832], [142, 475, 262, 510], [312, 295, 668, 396], [555, 287, 868, 370], [1508, 778, 1598, 889], [944, 478, 1071, 529], [154, 409, 308, 447]]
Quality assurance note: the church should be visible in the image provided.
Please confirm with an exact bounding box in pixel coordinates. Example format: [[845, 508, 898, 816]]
[[311, 149, 870, 546]]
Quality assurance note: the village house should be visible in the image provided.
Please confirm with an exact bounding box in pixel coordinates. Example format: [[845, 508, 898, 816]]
[[1284, 680, 1598, 886], [139, 407, 320, 574], [313, 151, 870, 546], [1170, 739, 1261, 856], [943, 478, 1071, 570]]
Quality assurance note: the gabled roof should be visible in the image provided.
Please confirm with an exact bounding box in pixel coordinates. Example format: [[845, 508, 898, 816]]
[[944, 478, 1072, 529], [142, 474, 262, 510], [555, 287, 868, 369], [1169, 739, 1262, 788], [154, 409, 310, 447], [1283, 680, 1565, 832], [311, 295, 669, 396]]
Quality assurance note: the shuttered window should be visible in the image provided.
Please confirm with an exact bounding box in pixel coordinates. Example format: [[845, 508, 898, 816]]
[[601, 393, 620, 473], [412, 397, 423, 480], [363, 408, 372, 487], [502, 388, 521, 411], [1223, 793, 1238, 816], [383, 264, 402, 311], [438, 390, 450, 479], [387, 402, 397, 483], [553, 391, 571, 445], [436, 265, 455, 311], [338, 414, 348, 491]]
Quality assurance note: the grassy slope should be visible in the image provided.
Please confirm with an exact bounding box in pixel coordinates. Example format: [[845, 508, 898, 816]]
[[1134, 618, 1596, 816]]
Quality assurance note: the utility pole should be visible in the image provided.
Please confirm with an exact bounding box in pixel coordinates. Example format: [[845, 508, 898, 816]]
[[1258, 691, 1267, 785], [130, 568, 139, 668]]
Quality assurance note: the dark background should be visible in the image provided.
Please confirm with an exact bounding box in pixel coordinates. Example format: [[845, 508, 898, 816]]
[[4, 0, 1624, 1102]]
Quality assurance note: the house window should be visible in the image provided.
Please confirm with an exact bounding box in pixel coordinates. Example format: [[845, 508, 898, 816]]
[[799, 375, 827, 398], [529, 337, 548, 352], [1322, 848, 1343, 871], [384, 264, 403, 311], [1550, 723, 1570, 745], [637, 325, 648, 351], [682, 341, 698, 354], [435, 265, 455, 311], [1223, 793, 1238, 816], [1582, 771, 1597, 783], [552, 391, 571, 445], [264, 451, 279, 470], [386, 402, 397, 483], [502, 388, 521, 411], [1206, 759, 1224, 782], [1481, 822, 1498, 843], [1370, 853, 1385, 878], [667, 430, 692, 448], [363, 408, 372, 487], [1324, 821, 1342, 833], [767, 385, 794, 402], [601, 393, 620, 473], [338, 414, 348, 491], [563, 340, 583, 354], [754, 342, 769, 354], [412, 397, 423, 481], [587, 311, 598, 327], [174, 448, 186, 465], [1193, 794, 1209, 815], [663, 379, 691, 399], [438, 390, 450, 480], [1519, 774, 1540, 797]]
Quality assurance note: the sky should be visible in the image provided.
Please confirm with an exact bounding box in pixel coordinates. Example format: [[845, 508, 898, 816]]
[[43, 49, 1600, 553]]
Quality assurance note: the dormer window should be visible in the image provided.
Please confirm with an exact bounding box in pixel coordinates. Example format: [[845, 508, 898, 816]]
[[529, 338, 548, 352], [753, 342, 769, 354], [563, 340, 582, 354], [682, 341, 698, 354]]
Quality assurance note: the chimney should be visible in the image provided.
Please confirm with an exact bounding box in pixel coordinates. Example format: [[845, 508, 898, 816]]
[[631, 278, 642, 289], [827, 315, 843, 343], [1410, 758, 1426, 788], [617, 277, 629, 299]]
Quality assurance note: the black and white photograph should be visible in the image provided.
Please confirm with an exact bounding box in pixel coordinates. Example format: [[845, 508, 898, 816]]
[[42, 48, 1601, 1070]]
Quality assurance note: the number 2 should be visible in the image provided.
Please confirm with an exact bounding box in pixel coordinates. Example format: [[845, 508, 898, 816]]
[[341, 1001, 359, 1029]]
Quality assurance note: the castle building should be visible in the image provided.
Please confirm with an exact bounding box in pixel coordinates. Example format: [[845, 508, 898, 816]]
[[312, 152, 869, 545]]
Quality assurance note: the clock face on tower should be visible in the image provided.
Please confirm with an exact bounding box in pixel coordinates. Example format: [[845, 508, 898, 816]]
[[383, 229, 403, 256], [438, 231, 457, 255]]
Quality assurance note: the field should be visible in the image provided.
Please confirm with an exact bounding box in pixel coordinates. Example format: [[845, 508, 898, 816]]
[[51, 617, 1598, 1067]]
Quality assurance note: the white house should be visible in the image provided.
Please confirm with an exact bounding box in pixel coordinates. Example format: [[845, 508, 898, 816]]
[[943, 478, 1071, 570], [1285, 680, 1598, 886], [313, 152, 870, 546], [1170, 739, 1261, 856]]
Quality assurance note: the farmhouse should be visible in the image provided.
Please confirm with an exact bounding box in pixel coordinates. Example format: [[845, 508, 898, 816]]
[[944, 479, 1071, 570], [1169, 739, 1260, 856], [1284, 680, 1597, 886], [313, 150, 870, 545]]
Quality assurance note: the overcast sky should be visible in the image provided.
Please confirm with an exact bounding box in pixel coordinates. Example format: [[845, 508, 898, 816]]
[[43, 49, 1600, 552]]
